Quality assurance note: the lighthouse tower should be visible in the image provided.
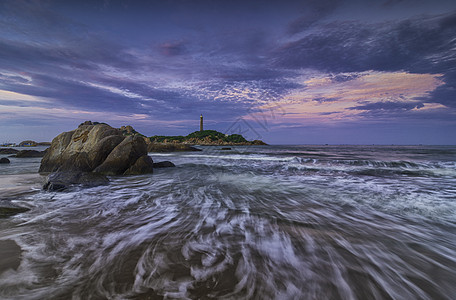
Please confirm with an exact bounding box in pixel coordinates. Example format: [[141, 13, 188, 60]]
[[200, 114, 203, 132]]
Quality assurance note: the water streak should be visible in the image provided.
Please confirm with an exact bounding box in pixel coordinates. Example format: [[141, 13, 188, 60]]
[[1, 145, 455, 299]]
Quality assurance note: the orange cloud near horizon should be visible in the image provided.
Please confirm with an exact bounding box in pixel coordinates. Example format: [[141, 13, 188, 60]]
[[250, 71, 446, 126]]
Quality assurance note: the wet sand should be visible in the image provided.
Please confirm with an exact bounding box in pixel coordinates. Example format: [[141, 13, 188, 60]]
[[0, 174, 44, 199], [0, 240, 22, 274]]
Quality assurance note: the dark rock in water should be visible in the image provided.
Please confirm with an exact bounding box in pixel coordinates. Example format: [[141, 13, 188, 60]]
[[15, 150, 45, 158], [124, 155, 154, 175], [43, 172, 109, 191], [94, 136, 148, 175], [220, 147, 231, 150], [0, 148, 19, 154], [148, 143, 202, 152], [0, 200, 30, 218], [0, 240, 22, 274], [153, 161, 176, 168], [0, 157, 10, 164]]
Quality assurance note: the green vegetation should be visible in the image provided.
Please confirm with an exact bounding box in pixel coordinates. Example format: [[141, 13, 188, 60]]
[[225, 134, 248, 143], [149, 130, 248, 144], [187, 130, 225, 141], [149, 135, 186, 143]]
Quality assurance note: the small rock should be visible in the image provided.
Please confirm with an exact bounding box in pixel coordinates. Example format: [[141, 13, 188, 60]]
[[220, 147, 231, 150], [0, 148, 19, 155], [15, 150, 45, 158], [153, 161, 176, 168], [0, 158, 10, 164], [0, 201, 30, 218], [43, 172, 109, 191]]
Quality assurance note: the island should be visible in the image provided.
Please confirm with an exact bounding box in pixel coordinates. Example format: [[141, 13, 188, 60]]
[[149, 130, 267, 146]]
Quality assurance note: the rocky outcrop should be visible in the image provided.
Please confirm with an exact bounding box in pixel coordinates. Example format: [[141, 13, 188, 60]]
[[153, 161, 176, 168], [252, 140, 267, 145], [124, 155, 154, 175], [149, 130, 268, 146], [0, 158, 10, 164], [14, 150, 46, 158], [148, 143, 202, 152], [18, 140, 37, 147], [43, 172, 110, 191], [0, 200, 30, 218], [39, 121, 155, 190], [93, 136, 150, 175], [40, 122, 124, 173], [0, 148, 18, 155]]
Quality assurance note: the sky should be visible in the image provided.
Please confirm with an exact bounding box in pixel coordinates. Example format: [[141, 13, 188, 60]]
[[0, 0, 455, 145]]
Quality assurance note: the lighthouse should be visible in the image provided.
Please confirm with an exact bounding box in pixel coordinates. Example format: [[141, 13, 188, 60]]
[[200, 114, 203, 131]]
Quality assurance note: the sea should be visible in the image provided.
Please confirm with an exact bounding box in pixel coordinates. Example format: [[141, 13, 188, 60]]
[[0, 145, 455, 300]]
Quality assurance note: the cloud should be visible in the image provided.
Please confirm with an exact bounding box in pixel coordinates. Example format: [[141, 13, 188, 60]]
[[427, 70, 456, 108], [275, 12, 456, 109], [159, 40, 188, 56], [313, 97, 339, 103], [276, 13, 456, 73], [347, 101, 424, 111], [286, 0, 341, 34], [246, 70, 449, 129]]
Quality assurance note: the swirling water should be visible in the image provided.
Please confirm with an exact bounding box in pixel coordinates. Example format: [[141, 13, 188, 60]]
[[1, 145, 456, 299]]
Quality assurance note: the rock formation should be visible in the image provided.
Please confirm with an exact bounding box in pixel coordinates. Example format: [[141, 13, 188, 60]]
[[124, 155, 155, 175], [39, 121, 154, 191], [0, 200, 30, 217], [43, 172, 110, 191], [147, 143, 202, 152], [148, 130, 267, 146], [14, 150, 46, 158], [18, 140, 37, 147], [0, 148, 18, 155]]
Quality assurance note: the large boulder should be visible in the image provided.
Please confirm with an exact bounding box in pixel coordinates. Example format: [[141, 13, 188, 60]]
[[39, 121, 155, 190], [39, 122, 123, 173]]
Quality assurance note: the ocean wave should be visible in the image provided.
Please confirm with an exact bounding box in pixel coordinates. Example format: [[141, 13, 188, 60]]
[[1, 145, 456, 299]]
